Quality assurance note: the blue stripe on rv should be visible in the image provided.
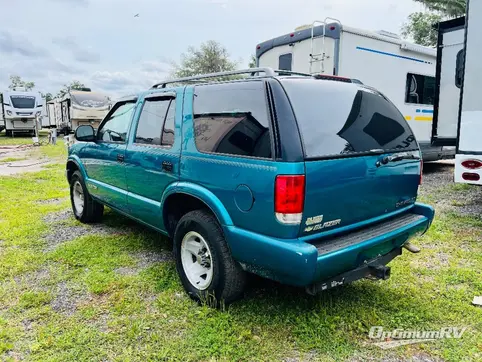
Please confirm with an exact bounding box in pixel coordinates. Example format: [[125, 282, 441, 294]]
[[355, 46, 433, 64]]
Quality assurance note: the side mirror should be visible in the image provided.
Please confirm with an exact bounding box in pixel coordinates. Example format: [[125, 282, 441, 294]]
[[75, 125, 96, 142]]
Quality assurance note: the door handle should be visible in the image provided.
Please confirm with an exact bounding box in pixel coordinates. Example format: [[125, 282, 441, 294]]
[[162, 161, 173, 172], [117, 154, 125, 163]]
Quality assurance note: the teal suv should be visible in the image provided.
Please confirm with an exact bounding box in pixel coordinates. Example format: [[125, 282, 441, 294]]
[[67, 68, 434, 304]]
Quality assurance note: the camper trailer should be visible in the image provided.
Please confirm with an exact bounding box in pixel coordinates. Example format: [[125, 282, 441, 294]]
[[40, 98, 56, 128], [1, 88, 41, 136], [434, 0, 482, 185], [54, 89, 110, 134], [0, 94, 4, 133], [256, 19, 454, 161]]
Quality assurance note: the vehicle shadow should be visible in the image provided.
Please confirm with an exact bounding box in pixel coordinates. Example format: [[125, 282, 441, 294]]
[[422, 161, 454, 174]]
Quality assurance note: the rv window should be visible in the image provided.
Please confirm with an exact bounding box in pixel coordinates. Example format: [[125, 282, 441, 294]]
[[405, 73, 435, 105], [455, 49, 465, 89], [193, 81, 272, 159], [279, 53, 292, 71]]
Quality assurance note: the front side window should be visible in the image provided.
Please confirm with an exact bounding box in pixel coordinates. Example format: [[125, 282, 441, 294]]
[[279, 53, 292, 71], [135, 97, 175, 146], [97, 101, 135, 143], [405, 73, 435, 105], [193, 81, 272, 158]]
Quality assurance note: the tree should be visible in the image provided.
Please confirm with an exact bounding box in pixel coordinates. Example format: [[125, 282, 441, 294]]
[[41, 92, 53, 102], [56, 80, 87, 98], [173, 40, 237, 78], [402, 12, 443, 47], [248, 54, 257, 68], [402, 0, 466, 47], [8, 75, 35, 91]]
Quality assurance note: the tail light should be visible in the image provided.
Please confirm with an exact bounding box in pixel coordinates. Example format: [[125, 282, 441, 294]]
[[462, 173, 480, 182], [461, 159, 482, 169], [275, 175, 305, 224]]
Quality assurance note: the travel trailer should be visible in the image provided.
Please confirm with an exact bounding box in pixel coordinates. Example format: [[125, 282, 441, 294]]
[[1, 88, 41, 136], [434, 0, 482, 185], [54, 89, 110, 133], [256, 19, 454, 161]]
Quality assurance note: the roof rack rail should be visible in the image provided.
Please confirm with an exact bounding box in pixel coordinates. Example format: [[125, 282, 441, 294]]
[[151, 67, 276, 89], [273, 70, 313, 77]]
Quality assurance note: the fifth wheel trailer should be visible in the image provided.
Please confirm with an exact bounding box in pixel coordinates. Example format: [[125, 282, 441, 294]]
[[53, 89, 110, 134], [256, 19, 455, 161]]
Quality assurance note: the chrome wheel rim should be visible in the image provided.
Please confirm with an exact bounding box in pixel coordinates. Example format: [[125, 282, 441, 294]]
[[180, 231, 213, 290], [72, 181, 84, 215]]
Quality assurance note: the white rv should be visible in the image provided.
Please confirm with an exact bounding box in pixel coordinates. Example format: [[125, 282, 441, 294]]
[[1, 88, 41, 136], [40, 98, 56, 129], [54, 89, 110, 133], [0, 94, 4, 133], [256, 19, 454, 161], [435, 0, 482, 185]]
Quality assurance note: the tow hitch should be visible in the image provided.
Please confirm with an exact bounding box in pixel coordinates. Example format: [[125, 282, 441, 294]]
[[369, 264, 391, 280], [305, 248, 401, 295]]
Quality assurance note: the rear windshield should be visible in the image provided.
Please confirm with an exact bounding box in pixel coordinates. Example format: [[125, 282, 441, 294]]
[[10, 96, 36, 109], [281, 79, 417, 158]]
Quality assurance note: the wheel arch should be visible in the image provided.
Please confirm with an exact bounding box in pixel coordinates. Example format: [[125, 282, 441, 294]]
[[162, 182, 233, 237]]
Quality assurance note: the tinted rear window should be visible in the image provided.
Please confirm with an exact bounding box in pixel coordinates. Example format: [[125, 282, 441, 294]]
[[193, 81, 272, 158], [10, 96, 36, 109], [281, 79, 417, 158]]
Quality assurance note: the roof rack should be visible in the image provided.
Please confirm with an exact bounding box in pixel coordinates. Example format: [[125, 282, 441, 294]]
[[273, 70, 313, 77], [151, 67, 276, 89]]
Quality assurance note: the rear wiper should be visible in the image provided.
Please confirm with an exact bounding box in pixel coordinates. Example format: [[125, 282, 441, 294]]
[[381, 152, 420, 165]]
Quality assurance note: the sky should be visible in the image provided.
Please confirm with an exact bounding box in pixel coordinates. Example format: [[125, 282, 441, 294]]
[[0, 0, 425, 98]]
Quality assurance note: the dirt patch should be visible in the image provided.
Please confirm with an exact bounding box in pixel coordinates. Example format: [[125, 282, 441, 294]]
[[115, 250, 173, 276], [42, 209, 72, 224], [412, 252, 450, 270], [43, 222, 130, 252], [36, 197, 68, 205], [50, 281, 93, 316], [0, 145, 53, 176]]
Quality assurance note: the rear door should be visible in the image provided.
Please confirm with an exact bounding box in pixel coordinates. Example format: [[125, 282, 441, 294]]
[[125, 90, 181, 227], [280, 79, 421, 236]]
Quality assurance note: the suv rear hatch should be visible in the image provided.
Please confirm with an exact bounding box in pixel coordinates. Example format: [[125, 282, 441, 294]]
[[281, 79, 421, 237]]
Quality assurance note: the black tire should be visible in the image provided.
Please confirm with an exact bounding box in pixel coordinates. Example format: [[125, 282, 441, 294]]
[[69, 171, 104, 223], [5, 130, 12, 137], [174, 209, 246, 307]]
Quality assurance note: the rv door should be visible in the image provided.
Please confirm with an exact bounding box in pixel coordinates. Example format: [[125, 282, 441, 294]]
[[432, 18, 465, 146]]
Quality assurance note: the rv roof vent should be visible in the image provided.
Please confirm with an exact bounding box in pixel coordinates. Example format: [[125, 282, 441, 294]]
[[12, 87, 26, 92], [79, 87, 92, 92], [376, 30, 401, 39], [295, 24, 311, 31]]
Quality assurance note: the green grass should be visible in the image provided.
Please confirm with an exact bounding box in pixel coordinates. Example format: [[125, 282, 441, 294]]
[[0, 131, 50, 146], [0, 157, 28, 163], [0, 147, 481, 361]]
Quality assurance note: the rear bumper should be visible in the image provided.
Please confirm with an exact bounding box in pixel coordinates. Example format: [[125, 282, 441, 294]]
[[225, 203, 434, 287]]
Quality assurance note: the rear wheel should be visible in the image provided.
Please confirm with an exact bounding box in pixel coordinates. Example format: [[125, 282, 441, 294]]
[[174, 210, 246, 306], [69, 171, 104, 223]]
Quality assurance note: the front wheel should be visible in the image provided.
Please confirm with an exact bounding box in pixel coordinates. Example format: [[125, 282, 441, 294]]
[[69, 171, 104, 223], [174, 210, 246, 306]]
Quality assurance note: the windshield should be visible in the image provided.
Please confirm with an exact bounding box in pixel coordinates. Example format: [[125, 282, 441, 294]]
[[281, 79, 417, 158], [71, 92, 109, 108], [10, 96, 36, 109]]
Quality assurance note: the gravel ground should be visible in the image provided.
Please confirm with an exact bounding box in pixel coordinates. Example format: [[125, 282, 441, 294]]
[[419, 161, 482, 218]]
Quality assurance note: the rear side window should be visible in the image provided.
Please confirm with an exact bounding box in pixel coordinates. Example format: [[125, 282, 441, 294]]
[[405, 73, 435, 105], [135, 97, 175, 146], [193, 81, 272, 158], [279, 53, 292, 71], [281, 79, 416, 159]]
